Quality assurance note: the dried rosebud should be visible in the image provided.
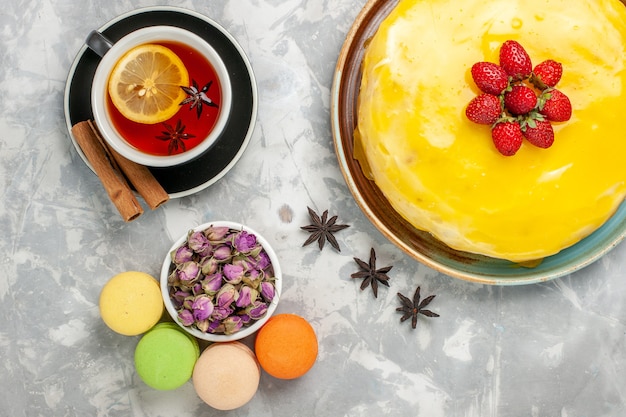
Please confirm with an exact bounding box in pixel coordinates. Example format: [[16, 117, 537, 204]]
[[188, 230, 211, 254], [191, 295, 214, 321], [202, 272, 223, 295], [182, 297, 194, 310], [260, 281, 275, 302], [238, 313, 251, 324], [233, 230, 257, 253], [178, 309, 194, 326], [246, 300, 268, 320], [196, 319, 210, 333], [206, 319, 225, 334], [216, 283, 238, 307], [168, 270, 181, 286], [232, 256, 253, 271], [191, 282, 203, 296], [200, 256, 218, 275], [236, 285, 259, 308], [255, 251, 271, 270], [237, 246, 262, 261], [171, 289, 191, 306], [223, 263, 245, 284], [242, 269, 261, 289], [213, 245, 232, 261], [177, 261, 200, 283], [206, 226, 230, 242], [223, 316, 244, 335], [212, 304, 234, 321], [172, 245, 194, 264]]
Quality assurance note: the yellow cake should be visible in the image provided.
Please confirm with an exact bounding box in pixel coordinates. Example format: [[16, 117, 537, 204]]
[[356, 0, 626, 262]]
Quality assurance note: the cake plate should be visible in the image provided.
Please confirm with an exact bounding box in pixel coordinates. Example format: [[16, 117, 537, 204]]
[[330, 0, 626, 285]]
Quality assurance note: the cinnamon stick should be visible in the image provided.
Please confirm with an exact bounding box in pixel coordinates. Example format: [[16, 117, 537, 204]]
[[87, 121, 169, 210], [71, 121, 143, 221]]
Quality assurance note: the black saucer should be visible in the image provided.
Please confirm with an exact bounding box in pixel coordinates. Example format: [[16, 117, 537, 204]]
[[64, 7, 257, 197]]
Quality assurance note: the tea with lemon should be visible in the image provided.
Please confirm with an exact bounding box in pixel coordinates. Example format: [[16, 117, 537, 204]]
[[107, 41, 223, 157]]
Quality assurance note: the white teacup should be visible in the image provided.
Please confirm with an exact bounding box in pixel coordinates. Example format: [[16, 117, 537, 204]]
[[88, 26, 232, 167]]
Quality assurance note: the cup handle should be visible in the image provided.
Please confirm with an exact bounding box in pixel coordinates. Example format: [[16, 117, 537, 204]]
[[86, 30, 113, 58]]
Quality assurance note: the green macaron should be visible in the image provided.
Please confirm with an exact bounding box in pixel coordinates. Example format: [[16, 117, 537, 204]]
[[134, 322, 200, 390]]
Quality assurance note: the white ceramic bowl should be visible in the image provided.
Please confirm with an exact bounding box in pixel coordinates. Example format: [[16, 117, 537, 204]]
[[91, 26, 232, 167], [160, 221, 281, 342]]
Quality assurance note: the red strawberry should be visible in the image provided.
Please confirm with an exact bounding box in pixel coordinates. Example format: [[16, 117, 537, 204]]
[[530, 60, 563, 90], [539, 89, 572, 122], [504, 85, 537, 115], [466, 94, 502, 125], [491, 121, 524, 156], [523, 119, 554, 148], [471, 62, 509, 95], [499, 40, 532, 80]]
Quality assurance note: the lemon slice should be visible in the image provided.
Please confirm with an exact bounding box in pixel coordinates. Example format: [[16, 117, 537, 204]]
[[108, 44, 189, 124]]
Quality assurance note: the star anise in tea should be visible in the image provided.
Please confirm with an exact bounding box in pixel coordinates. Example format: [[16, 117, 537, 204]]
[[396, 286, 439, 329], [301, 207, 350, 252], [180, 79, 219, 119], [351, 248, 392, 298], [156, 119, 195, 155]]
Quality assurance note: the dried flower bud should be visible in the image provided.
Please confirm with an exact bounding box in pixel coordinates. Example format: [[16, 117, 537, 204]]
[[216, 283, 238, 307], [223, 263, 245, 284], [236, 285, 259, 308], [233, 230, 257, 253], [196, 319, 210, 333], [202, 272, 223, 295], [211, 305, 234, 321], [256, 251, 271, 270], [182, 297, 194, 310], [178, 309, 194, 326], [171, 289, 191, 307], [213, 245, 232, 261], [200, 256, 218, 275], [191, 295, 214, 321], [191, 282, 203, 295], [206, 226, 230, 242], [172, 245, 194, 264], [242, 269, 261, 289], [177, 261, 200, 283], [232, 256, 253, 271], [188, 231, 211, 254], [246, 300, 268, 320], [206, 320, 225, 334], [168, 270, 180, 286], [238, 313, 251, 324], [223, 316, 244, 335], [260, 281, 275, 302]]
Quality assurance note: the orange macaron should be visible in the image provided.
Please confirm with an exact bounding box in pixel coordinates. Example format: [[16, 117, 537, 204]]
[[254, 313, 318, 379]]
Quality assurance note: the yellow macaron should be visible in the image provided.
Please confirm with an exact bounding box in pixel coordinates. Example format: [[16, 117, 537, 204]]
[[99, 271, 164, 336]]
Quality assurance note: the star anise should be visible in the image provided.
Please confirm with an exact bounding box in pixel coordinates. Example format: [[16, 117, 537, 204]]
[[156, 119, 195, 155], [351, 248, 392, 298], [301, 207, 350, 251], [396, 286, 439, 329], [180, 79, 219, 119]]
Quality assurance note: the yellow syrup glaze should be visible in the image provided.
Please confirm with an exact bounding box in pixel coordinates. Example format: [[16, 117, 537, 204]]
[[357, 0, 626, 262]]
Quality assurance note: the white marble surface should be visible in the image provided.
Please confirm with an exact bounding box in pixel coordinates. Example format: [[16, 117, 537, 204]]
[[1, 1, 625, 416]]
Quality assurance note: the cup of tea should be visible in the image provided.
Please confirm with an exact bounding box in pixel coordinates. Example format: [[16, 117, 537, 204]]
[[87, 26, 232, 167]]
